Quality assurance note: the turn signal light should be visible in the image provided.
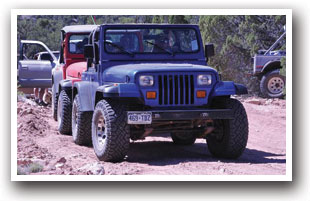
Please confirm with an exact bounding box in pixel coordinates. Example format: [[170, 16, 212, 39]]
[[196, 90, 206, 98], [146, 91, 156, 99]]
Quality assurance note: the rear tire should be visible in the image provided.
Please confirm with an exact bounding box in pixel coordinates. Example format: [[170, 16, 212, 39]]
[[57, 90, 72, 135], [72, 95, 92, 145], [207, 98, 248, 159], [171, 132, 196, 145], [260, 70, 285, 98], [92, 100, 130, 162]]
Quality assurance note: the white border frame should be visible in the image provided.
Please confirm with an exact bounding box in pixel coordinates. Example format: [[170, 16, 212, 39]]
[[11, 9, 292, 181]]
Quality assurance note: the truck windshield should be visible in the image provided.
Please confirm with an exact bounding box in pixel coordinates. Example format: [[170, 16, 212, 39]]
[[104, 28, 199, 54]]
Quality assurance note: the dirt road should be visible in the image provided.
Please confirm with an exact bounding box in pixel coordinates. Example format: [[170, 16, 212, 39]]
[[17, 96, 286, 175]]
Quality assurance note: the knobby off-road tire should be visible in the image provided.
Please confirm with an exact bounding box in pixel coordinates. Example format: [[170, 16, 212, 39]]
[[171, 132, 196, 145], [92, 100, 130, 162], [57, 90, 72, 135], [207, 98, 248, 159], [260, 70, 285, 98], [72, 95, 92, 145], [52, 84, 58, 121]]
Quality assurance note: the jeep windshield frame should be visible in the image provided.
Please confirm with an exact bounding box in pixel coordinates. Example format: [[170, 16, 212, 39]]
[[99, 24, 206, 62]]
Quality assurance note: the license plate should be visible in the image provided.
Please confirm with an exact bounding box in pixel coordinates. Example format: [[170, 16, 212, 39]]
[[127, 112, 152, 124]]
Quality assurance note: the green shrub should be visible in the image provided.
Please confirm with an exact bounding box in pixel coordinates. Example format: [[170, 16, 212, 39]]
[[17, 162, 44, 175], [28, 162, 44, 173], [17, 167, 27, 175]]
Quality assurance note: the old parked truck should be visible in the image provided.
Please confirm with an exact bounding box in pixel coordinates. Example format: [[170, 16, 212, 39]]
[[57, 24, 249, 162], [52, 25, 97, 128], [252, 28, 286, 98], [18, 40, 58, 88]]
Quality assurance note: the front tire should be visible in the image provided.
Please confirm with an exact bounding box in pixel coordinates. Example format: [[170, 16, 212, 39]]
[[207, 98, 248, 159], [57, 90, 72, 135], [171, 132, 196, 145], [72, 95, 92, 145], [92, 100, 130, 162], [260, 70, 285, 98]]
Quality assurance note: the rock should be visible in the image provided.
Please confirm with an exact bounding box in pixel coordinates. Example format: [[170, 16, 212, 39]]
[[246, 99, 262, 105], [17, 123, 23, 129], [17, 107, 22, 114], [70, 153, 83, 159], [26, 108, 33, 114], [265, 99, 273, 105], [219, 168, 225, 174], [55, 163, 64, 168], [57, 157, 67, 164], [78, 162, 105, 175], [24, 99, 37, 106], [31, 123, 38, 130]]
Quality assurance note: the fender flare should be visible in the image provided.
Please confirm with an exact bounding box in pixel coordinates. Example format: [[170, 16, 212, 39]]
[[211, 81, 248, 97], [59, 79, 73, 92], [262, 60, 281, 74], [73, 81, 99, 111], [96, 83, 141, 98]]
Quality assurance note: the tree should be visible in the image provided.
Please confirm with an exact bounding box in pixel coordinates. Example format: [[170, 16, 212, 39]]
[[152, 15, 162, 23], [168, 15, 189, 24]]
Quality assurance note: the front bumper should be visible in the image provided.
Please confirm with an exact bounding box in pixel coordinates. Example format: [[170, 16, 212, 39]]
[[127, 109, 233, 124], [151, 109, 233, 121]]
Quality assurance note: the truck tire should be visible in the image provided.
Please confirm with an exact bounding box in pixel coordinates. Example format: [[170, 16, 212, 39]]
[[171, 132, 196, 145], [92, 100, 130, 162], [260, 70, 285, 98], [72, 95, 92, 145], [57, 90, 72, 135], [52, 84, 58, 121], [207, 98, 248, 159]]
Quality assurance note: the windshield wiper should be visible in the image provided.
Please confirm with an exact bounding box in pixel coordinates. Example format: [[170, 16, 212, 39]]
[[144, 40, 174, 56], [104, 41, 134, 57]]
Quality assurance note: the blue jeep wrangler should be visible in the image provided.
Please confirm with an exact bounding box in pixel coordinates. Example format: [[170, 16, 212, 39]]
[[63, 24, 248, 162]]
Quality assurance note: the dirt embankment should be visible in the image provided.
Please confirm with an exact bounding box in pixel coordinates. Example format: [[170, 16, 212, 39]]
[[16, 96, 286, 175]]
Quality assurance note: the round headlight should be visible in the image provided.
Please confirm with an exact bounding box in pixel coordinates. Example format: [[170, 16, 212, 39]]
[[139, 75, 154, 86], [197, 74, 212, 85]]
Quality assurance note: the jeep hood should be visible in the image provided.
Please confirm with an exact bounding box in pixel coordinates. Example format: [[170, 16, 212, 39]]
[[102, 63, 217, 83]]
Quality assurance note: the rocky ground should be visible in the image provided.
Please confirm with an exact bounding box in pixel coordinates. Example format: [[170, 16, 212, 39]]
[[16, 95, 286, 175]]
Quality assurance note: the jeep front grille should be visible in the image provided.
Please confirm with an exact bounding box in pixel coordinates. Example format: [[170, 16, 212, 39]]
[[158, 74, 194, 105]]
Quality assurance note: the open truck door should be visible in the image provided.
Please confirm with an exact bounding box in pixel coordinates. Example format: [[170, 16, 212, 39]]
[[18, 40, 57, 88]]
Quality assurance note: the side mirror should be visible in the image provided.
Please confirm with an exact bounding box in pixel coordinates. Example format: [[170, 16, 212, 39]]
[[205, 43, 215, 58], [84, 44, 94, 59]]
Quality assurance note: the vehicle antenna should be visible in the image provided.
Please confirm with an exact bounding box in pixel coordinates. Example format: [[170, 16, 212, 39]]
[[91, 15, 96, 25]]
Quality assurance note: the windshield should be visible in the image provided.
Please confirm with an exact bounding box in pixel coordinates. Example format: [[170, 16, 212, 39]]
[[104, 28, 199, 54], [69, 34, 89, 54]]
